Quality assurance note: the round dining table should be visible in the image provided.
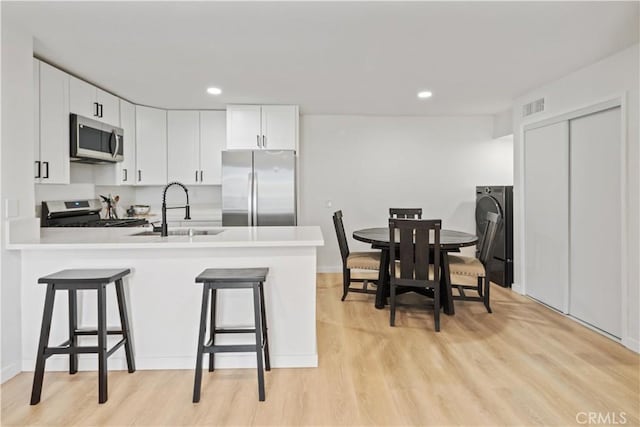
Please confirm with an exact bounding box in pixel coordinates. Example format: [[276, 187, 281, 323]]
[[353, 228, 478, 314]]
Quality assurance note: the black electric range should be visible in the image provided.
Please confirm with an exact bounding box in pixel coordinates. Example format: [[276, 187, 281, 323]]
[[41, 199, 148, 228]]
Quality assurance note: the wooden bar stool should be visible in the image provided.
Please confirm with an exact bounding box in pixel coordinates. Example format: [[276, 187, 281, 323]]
[[193, 268, 270, 402], [30, 268, 135, 405]]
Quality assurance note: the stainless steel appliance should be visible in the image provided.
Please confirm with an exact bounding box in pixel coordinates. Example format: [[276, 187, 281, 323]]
[[222, 150, 296, 226], [41, 199, 148, 227], [70, 114, 124, 163], [475, 186, 513, 287]]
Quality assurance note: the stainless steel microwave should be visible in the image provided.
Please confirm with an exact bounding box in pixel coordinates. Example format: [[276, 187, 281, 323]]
[[70, 114, 124, 163]]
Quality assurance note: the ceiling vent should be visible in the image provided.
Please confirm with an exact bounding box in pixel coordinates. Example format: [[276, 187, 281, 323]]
[[522, 98, 545, 117]]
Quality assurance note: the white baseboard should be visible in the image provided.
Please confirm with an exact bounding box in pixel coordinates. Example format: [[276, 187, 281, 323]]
[[317, 265, 341, 273], [1, 362, 21, 384], [22, 353, 318, 372], [511, 281, 525, 295], [622, 336, 640, 353]]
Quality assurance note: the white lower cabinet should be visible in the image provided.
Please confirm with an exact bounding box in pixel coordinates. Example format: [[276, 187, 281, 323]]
[[36, 60, 70, 184], [135, 106, 167, 185], [168, 110, 225, 185]]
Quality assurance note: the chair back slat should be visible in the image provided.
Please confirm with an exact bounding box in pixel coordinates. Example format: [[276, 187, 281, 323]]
[[332, 211, 350, 262], [399, 227, 415, 279], [389, 208, 422, 219], [389, 218, 441, 285], [414, 227, 429, 280], [478, 211, 501, 265]]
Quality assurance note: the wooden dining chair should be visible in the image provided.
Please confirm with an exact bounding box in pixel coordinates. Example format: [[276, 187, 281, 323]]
[[389, 218, 442, 331], [448, 211, 502, 313], [389, 208, 422, 219], [333, 211, 380, 301]]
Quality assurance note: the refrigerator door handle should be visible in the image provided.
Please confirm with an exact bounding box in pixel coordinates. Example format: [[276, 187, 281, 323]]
[[247, 172, 253, 225], [252, 172, 258, 226]]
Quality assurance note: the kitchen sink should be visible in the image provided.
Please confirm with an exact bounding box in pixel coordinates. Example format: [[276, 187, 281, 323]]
[[133, 229, 224, 237]]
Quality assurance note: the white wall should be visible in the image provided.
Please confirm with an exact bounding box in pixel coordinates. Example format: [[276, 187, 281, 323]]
[[1, 21, 35, 382], [513, 44, 639, 351], [299, 115, 514, 271], [492, 108, 513, 138]]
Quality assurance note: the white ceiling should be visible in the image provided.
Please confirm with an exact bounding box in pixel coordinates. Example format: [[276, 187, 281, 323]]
[[4, 1, 639, 115]]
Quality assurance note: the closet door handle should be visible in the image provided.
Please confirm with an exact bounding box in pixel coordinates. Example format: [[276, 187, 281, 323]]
[[98, 104, 103, 118], [35, 161, 41, 179], [256, 135, 260, 148], [195, 170, 199, 182], [262, 135, 266, 148], [200, 170, 203, 182], [123, 168, 128, 182], [94, 102, 99, 117], [138, 170, 142, 182], [43, 161, 49, 179]]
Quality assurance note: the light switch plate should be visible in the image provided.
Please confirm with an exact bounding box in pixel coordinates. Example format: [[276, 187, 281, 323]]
[[5, 199, 19, 218]]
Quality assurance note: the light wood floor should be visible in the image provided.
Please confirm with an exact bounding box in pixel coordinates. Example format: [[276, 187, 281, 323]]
[[2, 273, 638, 426]]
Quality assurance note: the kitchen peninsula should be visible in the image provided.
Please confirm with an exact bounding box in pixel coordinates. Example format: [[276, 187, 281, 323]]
[[8, 225, 324, 372]]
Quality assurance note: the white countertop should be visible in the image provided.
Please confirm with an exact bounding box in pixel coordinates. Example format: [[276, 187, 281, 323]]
[[8, 226, 324, 250]]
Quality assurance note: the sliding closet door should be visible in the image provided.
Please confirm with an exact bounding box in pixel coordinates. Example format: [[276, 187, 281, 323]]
[[524, 121, 569, 312], [569, 107, 622, 338]]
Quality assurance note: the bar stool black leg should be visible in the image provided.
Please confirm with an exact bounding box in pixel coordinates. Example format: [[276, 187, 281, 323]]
[[258, 282, 270, 371], [30, 283, 56, 405], [208, 288, 217, 372], [252, 283, 265, 401], [193, 283, 210, 403], [115, 279, 136, 373], [97, 284, 108, 404], [68, 289, 78, 374]]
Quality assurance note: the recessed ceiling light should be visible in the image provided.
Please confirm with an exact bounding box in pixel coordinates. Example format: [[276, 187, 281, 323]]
[[206, 87, 222, 95], [417, 91, 433, 99]]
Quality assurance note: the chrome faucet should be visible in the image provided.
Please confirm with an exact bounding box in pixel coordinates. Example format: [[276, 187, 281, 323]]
[[157, 182, 191, 236]]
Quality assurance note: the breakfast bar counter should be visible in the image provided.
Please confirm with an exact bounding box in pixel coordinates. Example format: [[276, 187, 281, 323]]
[[9, 226, 324, 372]]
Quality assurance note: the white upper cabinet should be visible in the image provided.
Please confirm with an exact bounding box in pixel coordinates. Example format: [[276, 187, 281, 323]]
[[167, 110, 226, 185], [226, 105, 298, 151], [37, 61, 70, 184], [199, 111, 225, 185], [135, 106, 167, 185], [69, 76, 96, 118], [69, 75, 120, 126], [33, 58, 40, 182], [168, 110, 200, 185], [96, 88, 120, 126], [94, 99, 137, 186], [226, 105, 262, 149], [118, 100, 136, 184], [260, 105, 298, 150]]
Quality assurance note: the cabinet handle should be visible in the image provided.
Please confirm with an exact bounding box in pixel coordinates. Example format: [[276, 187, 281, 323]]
[[98, 103, 103, 118], [35, 161, 41, 179], [43, 161, 49, 179], [256, 135, 260, 148], [262, 135, 266, 148], [138, 170, 142, 182], [94, 102, 99, 117], [195, 170, 199, 182], [123, 168, 128, 182], [200, 170, 203, 182]]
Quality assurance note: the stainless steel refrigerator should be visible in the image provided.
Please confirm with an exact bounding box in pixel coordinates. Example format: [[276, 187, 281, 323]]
[[222, 150, 297, 226]]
